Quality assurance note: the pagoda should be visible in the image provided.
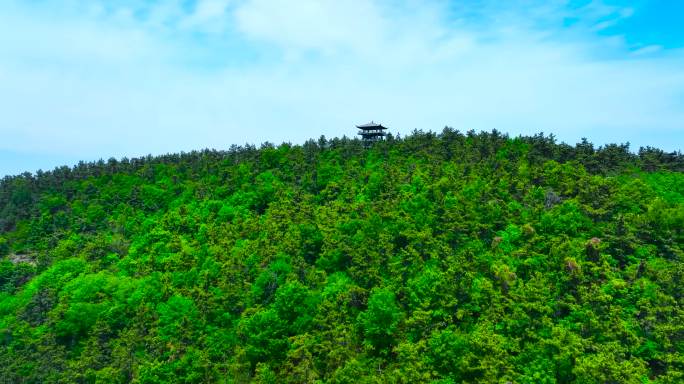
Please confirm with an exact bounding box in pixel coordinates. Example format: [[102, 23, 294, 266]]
[[356, 121, 388, 148]]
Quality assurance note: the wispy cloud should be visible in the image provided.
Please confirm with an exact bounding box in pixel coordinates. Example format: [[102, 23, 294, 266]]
[[0, 0, 683, 176]]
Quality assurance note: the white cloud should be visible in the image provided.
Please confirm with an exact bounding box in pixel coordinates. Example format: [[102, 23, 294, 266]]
[[631, 45, 663, 56], [234, 0, 388, 55], [181, 0, 232, 33], [0, 0, 683, 175], [0, 2, 172, 70]]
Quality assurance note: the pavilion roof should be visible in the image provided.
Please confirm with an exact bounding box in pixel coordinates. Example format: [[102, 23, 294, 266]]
[[356, 121, 387, 129]]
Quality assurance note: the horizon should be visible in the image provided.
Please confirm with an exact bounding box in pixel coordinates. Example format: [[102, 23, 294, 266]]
[[2, 128, 678, 178], [2, 0, 684, 176]]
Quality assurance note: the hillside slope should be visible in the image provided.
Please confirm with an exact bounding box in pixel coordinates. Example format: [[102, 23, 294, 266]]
[[1, 129, 683, 383]]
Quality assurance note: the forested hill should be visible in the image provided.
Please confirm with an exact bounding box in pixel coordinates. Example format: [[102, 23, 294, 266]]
[[1, 129, 683, 383]]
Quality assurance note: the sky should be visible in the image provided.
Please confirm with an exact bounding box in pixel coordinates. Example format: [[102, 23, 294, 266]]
[[1, 0, 683, 176]]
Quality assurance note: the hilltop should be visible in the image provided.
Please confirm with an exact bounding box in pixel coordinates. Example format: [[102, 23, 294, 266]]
[[1, 129, 683, 383]]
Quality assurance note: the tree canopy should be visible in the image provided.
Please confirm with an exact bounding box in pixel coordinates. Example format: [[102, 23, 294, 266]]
[[0, 129, 683, 382]]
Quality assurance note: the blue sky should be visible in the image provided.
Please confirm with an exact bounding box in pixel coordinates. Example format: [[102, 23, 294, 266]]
[[1, 0, 683, 176]]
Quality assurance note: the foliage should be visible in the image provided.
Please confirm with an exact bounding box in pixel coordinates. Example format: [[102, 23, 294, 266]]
[[0, 129, 683, 382]]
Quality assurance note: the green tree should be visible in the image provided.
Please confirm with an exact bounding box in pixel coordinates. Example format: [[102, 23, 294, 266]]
[[358, 288, 403, 353]]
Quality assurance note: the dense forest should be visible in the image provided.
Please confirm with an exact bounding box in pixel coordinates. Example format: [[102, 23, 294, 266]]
[[1, 129, 683, 383]]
